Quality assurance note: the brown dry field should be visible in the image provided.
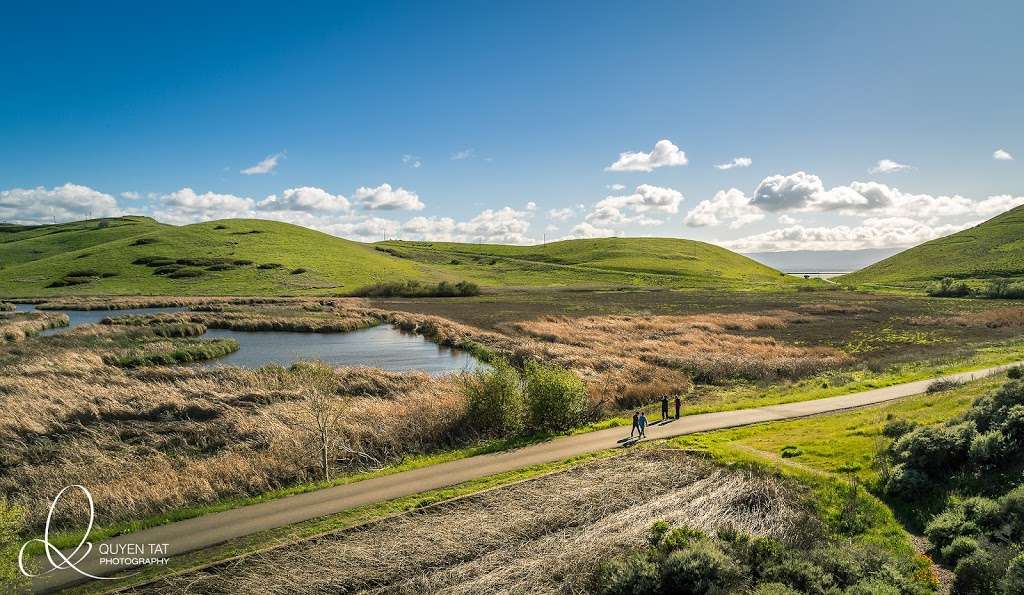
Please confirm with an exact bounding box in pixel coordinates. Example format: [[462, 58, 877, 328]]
[[132, 451, 812, 595], [3, 290, 1024, 534]]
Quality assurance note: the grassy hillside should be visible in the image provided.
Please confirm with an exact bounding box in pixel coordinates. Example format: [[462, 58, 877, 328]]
[[0, 217, 803, 296], [840, 205, 1024, 288], [375, 237, 798, 289]]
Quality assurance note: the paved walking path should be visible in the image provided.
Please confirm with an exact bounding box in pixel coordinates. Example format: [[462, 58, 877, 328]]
[[33, 363, 1018, 592]]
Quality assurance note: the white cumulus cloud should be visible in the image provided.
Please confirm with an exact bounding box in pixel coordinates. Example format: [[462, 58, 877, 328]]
[[257, 187, 350, 212], [564, 222, 615, 239], [352, 183, 425, 210], [0, 183, 122, 224], [241, 152, 284, 175], [605, 139, 687, 172], [994, 149, 1014, 161], [869, 159, 912, 174], [715, 157, 752, 170], [683, 188, 764, 229], [548, 208, 575, 221], [721, 218, 977, 252], [153, 188, 255, 224]]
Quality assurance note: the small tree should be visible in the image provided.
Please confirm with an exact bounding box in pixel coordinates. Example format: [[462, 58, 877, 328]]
[[291, 361, 344, 481], [524, 361, 588, 432], [459, 358, 525, 437]]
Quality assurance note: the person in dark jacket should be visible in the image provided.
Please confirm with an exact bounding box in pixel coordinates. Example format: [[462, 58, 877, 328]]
[[661, 395, 669, 420], [674, 394, 682, 419], [630, 411, 640, 437]]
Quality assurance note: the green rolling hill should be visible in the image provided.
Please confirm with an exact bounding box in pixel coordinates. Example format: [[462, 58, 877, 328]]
[[840, 205, 1024, 288], [0, 216, 804, 296]]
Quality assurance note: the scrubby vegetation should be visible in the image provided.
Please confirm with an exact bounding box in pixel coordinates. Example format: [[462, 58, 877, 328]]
[[0, 302, 16, 312], [926, 277, 971, 298], [595, 522, 930, 594], [879, 376, 1024, 592], [351, 279, 481, 297], [103, 338, 240, 367]]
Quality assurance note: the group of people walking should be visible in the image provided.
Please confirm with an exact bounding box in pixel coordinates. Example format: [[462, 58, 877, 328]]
[[630, 394, 683, 439]]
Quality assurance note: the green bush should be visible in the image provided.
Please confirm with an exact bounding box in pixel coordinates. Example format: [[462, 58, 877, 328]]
[[659, 540, 744, 594], [206, 263, 237, 271], [130, 237, 159, 246], [290, 267, 308, 274], [952, 549, 1002, 595], [941, 536, 980, 564], [257, 262, 283, 269], [350, 280, 481, 298], [168, 268, 204, 279], [1008, 366, 1023, 380], [984, 278, 1024, 300], [458, 358, 525, 437], [524, 361, 588, 432], [926, 277, 972, 297], [882, 417, 918, 438], [780, 445, 803, 458], [594, 522, 926, 595], [1002, 552, 1024, 594]]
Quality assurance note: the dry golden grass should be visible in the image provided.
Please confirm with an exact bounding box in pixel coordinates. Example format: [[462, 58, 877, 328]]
[[909, 307, 1024, 329], [0, 312, 69, 343], [797, 303, 879, 316], [0, 334, 467, 531], [33, 296, 307, 310], [135, 451, 813, 595]]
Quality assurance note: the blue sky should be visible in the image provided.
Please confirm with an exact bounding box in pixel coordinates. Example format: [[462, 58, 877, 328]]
[[1, 0, 1021, 252]]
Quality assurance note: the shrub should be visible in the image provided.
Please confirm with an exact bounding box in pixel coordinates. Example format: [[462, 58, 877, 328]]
[[1008, 365, 1023, 380], [1002, 552, 1024, 594], [290, 268, 308, 274], [926, 277, 971, 297], [883, 463, 931, 498], [925, 508, 972, 551], [983, 278, 1024, 300], [882, 417, 918, 438], [213, 224, 228, 230], [153, 264, 183, 275], [130, 237, 159, 246], [524, 361, 588, 432], [350, 280, 481, 298], [596, 554, 660, 595], [206, 264, 237, 271], [927, 378, 964, 393], [659, 540, 745, 594], [952, 549, 1001, 595], [66, 269, 99, 277], [232, 259, 254, 266], [458, 358, 525, 437], [167, 268, 204, 279], [780, 445, 803, 458], [892, 422, 975, 474], [257, 263, 283, 270], [968, 431, 1005, 466], [941, 536, 980, 564]]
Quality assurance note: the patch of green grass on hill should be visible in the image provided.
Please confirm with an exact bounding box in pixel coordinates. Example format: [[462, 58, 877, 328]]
[[840, 205, 1024, 288], [0, 218, 808, 297]]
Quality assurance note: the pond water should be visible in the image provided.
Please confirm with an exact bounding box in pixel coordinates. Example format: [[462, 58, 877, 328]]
[[202, 325, 485, 374], [13, 304, 483, 374]]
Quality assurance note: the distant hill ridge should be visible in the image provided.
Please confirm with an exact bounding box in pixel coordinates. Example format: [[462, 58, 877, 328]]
[[0, 216, 802, 296]]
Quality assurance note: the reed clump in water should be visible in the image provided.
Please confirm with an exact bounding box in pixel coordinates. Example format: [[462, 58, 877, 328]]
[[0, 312, 69, 343]]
